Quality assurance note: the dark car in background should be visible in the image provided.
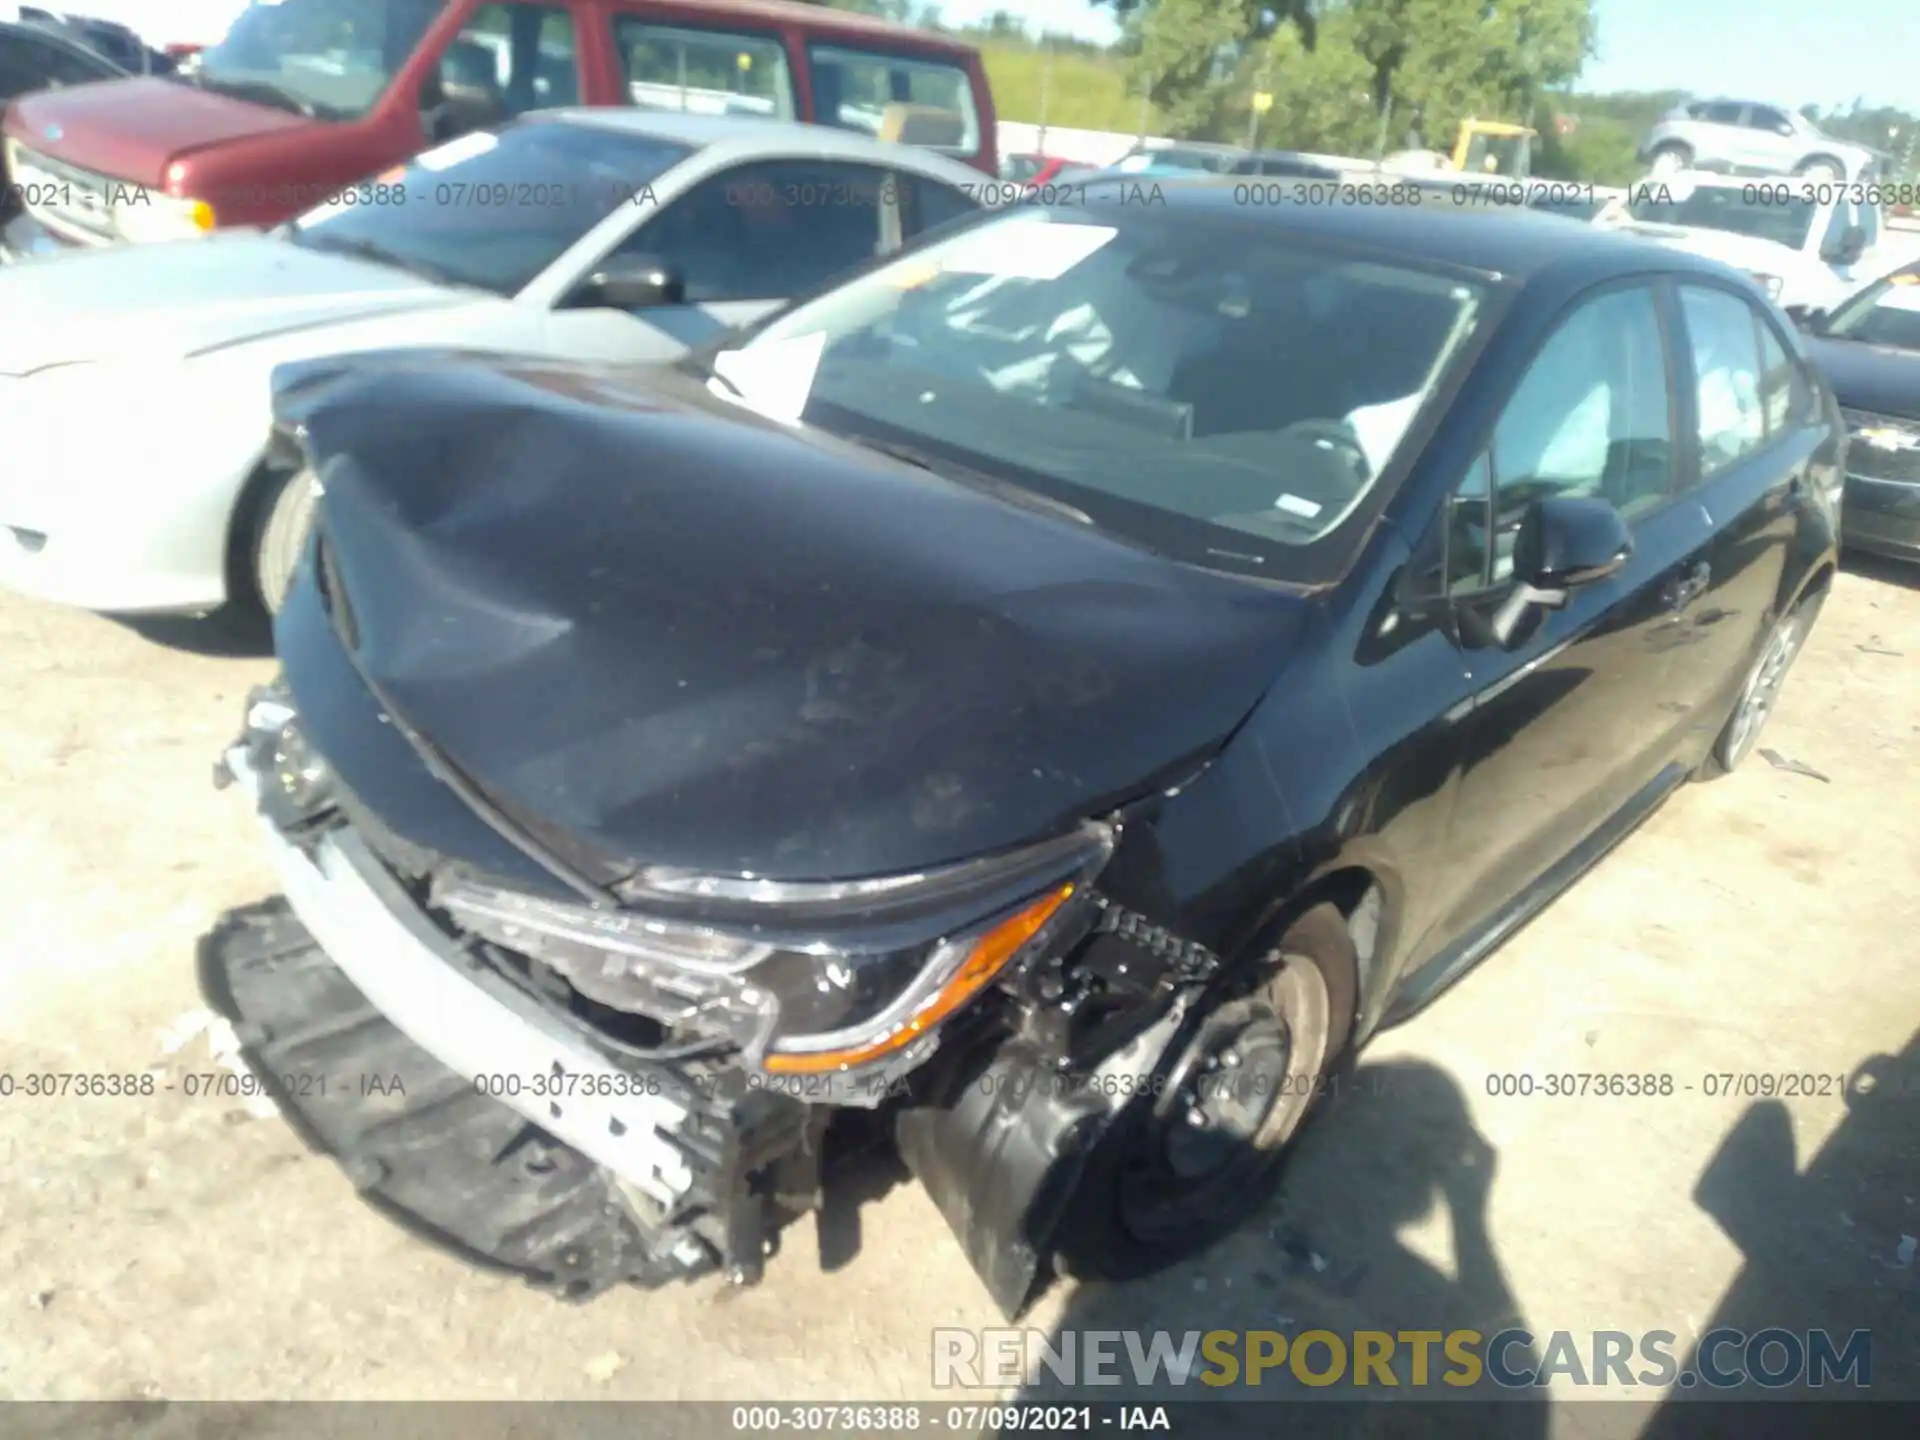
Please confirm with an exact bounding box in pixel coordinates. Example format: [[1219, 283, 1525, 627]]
[[0, 14, 126, 231], [209, 190, 1843, 1318], [1801, 261, 1920, 561]]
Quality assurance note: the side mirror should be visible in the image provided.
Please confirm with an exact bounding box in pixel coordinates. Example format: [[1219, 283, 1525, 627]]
[[1826, 223, 1867, 266], [1489, 496, 1632, 647], [562, 255, 686, 311]]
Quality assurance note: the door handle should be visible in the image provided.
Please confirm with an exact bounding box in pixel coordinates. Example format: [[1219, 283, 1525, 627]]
[[1662, 560, 1712, 611]]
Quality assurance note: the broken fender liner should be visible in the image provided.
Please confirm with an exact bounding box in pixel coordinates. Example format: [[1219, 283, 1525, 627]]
[[195, 900, 817, 1299]]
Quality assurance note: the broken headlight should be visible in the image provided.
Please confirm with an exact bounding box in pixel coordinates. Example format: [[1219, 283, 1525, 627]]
[[431, 821, 1114, 1081]]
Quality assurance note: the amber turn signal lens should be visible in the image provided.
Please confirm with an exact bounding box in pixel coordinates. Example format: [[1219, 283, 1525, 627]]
[[762, 883, 1077, 1075]]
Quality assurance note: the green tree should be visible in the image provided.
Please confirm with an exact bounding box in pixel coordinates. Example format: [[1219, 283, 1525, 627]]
[[1091, 0, 1592, 151]]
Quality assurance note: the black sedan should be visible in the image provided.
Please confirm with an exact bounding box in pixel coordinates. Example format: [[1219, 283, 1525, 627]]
[[1800, 261, 1920, 560], [209, 186, 1845, 1315]]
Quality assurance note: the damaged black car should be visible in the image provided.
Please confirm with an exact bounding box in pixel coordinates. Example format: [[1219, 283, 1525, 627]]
[[208, 189, 1844, 1317]]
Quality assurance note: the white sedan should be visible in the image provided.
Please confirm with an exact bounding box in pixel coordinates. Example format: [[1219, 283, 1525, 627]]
[[0, 109, 985, 614]]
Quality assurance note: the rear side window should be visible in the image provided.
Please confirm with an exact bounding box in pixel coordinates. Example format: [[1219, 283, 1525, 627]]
[[1702, 102, 1745, 125], [807, 44, 979, 156], [1756, 319, 1813, 435], [1679, 286, 1766, 476], [619, 21, 796, 121]]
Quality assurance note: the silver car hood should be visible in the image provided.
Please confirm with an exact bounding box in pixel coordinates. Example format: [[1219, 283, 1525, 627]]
[[0, 231, 467, 375]]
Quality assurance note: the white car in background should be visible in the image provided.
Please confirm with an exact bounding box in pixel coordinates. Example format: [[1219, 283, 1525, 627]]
[[1602, 170, 1892, 316], [0, 110, 985, 616]]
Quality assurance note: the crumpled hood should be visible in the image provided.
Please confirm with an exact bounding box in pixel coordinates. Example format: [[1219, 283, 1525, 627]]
[[274, 352, 1309, 882], [8, 76, 312, 187], [0, 232, 462, 374]]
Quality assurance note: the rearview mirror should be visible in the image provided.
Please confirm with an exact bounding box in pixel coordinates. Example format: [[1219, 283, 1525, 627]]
[[562, 256, 687, 311], [1490, 496, 1632, 647]]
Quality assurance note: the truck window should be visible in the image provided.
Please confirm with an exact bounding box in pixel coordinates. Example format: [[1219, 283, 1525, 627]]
[[806, 44, 978, 156], [437, 2, 578, 126], [617, 21, 795, 121]]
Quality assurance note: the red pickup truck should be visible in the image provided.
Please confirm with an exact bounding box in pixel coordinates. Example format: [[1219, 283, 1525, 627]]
[[2, 0, 996, 256]]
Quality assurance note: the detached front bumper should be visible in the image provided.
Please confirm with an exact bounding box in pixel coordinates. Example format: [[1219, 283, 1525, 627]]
[[211, 740, 823, 1296]]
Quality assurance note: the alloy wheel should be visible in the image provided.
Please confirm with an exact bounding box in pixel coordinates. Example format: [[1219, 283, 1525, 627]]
[[1723, 612, 1806, 769]]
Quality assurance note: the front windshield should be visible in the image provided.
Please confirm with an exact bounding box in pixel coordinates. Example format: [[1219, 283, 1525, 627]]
[[289, 120, 692, 295], [189, 0, 445, 121], [1825, 268, 1920, 351], [710, 207, 1486, 577], [1627, 184, 1817, 249]]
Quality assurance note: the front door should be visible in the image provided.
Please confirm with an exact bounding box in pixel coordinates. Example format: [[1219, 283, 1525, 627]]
[[1414, 282, 1713, 970]]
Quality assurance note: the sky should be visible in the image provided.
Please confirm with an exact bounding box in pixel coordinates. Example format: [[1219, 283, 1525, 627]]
[[931, 0, 1912, 111]]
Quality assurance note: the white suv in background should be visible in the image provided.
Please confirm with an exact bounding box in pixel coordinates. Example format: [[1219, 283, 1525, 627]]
[[1606, 170, 1892, 316], [1640, 99, 1877, 182]]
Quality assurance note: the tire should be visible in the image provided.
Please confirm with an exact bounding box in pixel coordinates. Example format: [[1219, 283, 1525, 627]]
[[1648, 144, 1692, 177], [251, 468, 321, 616], [1696, 592, 1822, 780], [1053, 903, 1359, 1283], [1794, 155, 1844, 183]]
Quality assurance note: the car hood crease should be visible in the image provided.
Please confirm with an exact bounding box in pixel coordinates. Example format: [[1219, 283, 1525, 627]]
[[276, 353, 1309, 882]]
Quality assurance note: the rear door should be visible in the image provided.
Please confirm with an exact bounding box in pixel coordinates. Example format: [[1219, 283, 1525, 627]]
[[1661, 282, 1819, 734]]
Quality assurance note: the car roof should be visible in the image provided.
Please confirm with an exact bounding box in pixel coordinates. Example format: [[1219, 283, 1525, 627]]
[[1067, 175, 1743, 286], [531, 107, 981, 172], [629, 0, 976, 52]]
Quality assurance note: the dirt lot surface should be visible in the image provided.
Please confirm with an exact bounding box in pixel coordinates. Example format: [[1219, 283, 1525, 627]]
[[1, 563, 1916, 1416]]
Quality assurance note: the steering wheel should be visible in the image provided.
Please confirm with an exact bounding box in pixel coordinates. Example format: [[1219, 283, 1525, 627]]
[[1280, 418, 1372, 485]]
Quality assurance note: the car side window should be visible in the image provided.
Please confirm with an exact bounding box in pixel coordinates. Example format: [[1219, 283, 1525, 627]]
[[895, 172, 979, 239], [1756, 317, 1813, 435], [1444, 287, 1674, 592], [1679, 286, 1766, 477], [442, 3, 578, 122], [617, 160, 895, 304], [617, 20, 796, 121], [1703, 102, 1745, 125], [1750, 106, 1793, 136]]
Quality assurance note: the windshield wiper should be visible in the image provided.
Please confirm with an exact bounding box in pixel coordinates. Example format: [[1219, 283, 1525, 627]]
[[840, 433, 1095, 528], [193, 74, 324, 119]]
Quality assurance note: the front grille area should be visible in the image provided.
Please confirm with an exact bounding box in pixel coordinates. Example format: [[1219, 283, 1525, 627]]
[[1842, 409, 1920, 485], [10, 146, 122, 241]]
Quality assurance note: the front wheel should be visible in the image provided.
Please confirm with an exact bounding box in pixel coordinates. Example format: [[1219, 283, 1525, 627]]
[[1697, 594, 1821, 779], [1649, 144, 1692, 176], [251, 468, 321, 616], [1053, 904, 1358, 1282], [1794, 155, 1845, 183]]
